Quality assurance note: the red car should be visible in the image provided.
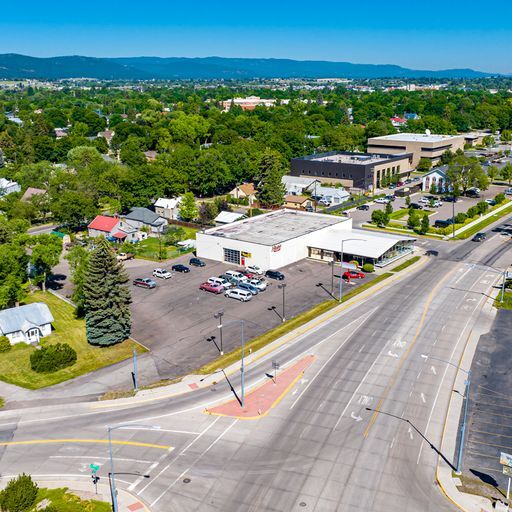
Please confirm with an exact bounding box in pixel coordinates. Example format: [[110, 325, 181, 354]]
[[397, 181, 404, 187], [241, 270, 257, 279], [199, 282, 224, 294], [343, 270, 365, 280]]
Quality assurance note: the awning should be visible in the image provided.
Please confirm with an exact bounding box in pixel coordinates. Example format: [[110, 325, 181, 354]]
[[112, 232, 127, 239]]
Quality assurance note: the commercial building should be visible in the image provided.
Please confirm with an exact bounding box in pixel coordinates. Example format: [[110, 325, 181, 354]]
[[367, 133, 465, 168], [290, 151, 412, 191], [196, 209, 415, 270]]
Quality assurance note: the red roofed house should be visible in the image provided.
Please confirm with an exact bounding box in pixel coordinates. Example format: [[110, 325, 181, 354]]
[[87, 215, 139, 242], [390, 117, 407, 128]]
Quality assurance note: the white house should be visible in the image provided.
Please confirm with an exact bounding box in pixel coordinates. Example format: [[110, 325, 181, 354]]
[[314, 186, 350, 205], [0, 303, 54, 345], [282, 176, 319, 196], [0, 177, 21, 196], [214, 211, 246, 226], [422, 167, 451, 193], [154, 197, 182, 221], [87, 215, 140, 243]]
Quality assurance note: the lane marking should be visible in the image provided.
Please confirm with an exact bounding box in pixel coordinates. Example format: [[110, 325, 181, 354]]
[[50, 455, 153, 464], [0, 439, 171, 450]]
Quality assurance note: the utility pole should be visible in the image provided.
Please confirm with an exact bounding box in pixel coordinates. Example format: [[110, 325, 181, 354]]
[[214, 311, 224, 355], [278, 284, 286, 322], [132, 349, 138, 392]]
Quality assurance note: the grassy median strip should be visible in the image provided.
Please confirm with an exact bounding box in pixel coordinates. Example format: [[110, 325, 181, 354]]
[[455, 202, 512, 239], [494, 291, 512, 310], [0, 292, 147, 390], [197, 272, 393, 375], [391, 256, 421, 273]]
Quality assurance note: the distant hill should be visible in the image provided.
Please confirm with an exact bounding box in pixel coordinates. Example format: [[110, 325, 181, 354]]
[[0, 53, 497, 80]]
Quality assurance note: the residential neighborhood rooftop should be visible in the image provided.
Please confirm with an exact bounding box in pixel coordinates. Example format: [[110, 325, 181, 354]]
[[0, 303, 54, 336]]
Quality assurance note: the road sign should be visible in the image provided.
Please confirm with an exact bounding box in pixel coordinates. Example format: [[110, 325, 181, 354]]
[[500, 452, 512, 467], [503, 466, 512, 477], [89, 463, 100, 474]]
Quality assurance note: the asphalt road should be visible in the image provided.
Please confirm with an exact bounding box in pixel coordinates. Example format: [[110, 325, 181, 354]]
[[0, 218, 510, 511]]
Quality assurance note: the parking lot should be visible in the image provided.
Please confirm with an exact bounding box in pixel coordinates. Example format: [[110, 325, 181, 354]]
[[125, 254, 376, 379], [345, 184, 509, 228]]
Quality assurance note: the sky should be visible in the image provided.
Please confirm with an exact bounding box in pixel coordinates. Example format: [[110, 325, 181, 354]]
[[1, 0, 511, 73]]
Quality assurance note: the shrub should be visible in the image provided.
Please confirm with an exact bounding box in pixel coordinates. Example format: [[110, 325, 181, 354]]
[[466, 206, 478, 218], [371, 210, 389, 227], [0, 336, 11, 353], [495, 193, 506, 204], [0, 473, 38, 512], [476, 201, 489, 215], [30, 343, 77, 373], [455, 212, 467, 224], [362, 263, 374, 273]]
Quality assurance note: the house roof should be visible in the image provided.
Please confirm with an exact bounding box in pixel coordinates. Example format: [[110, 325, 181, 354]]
[[0, 178, 19, 189], [422, 166, 448, 179], [88, 215, 119, 232], [124, 207, 166, 226], [154, 197, 181, 209], [237, 183, 256, 196], [282, 176, 319, 187], [315, 186, 350, 199], [111, 232, 127, 239], [215, 211, 246, 224], [0, 303, 54, 335], [144, 150, 158, 161], [285, 195, 309, 204], [21, 187, 47, 202]]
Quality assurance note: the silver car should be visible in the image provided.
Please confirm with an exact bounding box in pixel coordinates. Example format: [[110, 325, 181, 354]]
[[225, 288, 253, 302], [248, 278, 267, 291]]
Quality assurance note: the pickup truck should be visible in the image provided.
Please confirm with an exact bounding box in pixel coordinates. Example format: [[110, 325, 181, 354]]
[[117, 252, 135, 261]]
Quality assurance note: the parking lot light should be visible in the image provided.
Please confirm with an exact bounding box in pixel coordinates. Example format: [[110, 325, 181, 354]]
[[214, 311, 224, 355], [277, 283, 286, 322]]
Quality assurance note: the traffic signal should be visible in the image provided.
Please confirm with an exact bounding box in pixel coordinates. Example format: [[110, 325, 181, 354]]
[[92, 475, 100, 484]]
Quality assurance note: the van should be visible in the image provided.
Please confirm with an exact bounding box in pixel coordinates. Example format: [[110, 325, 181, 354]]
[[225, 270, 244, 280], [225, 288, 253, 302], [208, 277, 231, 289]]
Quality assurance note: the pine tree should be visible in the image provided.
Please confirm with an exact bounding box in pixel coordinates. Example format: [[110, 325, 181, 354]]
[[257, 149, 286, 208], [83, 239, 131, 346], [420, 213, 430, 234]]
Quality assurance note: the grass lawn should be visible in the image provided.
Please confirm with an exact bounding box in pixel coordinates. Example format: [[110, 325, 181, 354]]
[[494, 291, 512, 310], [134, 228, 197, 261], [391, 256, 421, 273], [32, 487, 110, 512], [0, 292, 146, 390], [455, 202, 512, 239]]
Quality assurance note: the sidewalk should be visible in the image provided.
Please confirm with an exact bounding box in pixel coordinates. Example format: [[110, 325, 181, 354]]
[[436, 278, 501, 511]]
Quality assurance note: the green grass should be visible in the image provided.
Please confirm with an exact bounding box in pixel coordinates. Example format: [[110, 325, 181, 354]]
[[134, 229, 197, 261], [32, 487, 111, 512], [495, 291, 512, 310], [391, 256, 421, 273], [0, 292, 147, 389], [455, 202, 512, 240], [197, 272, 393, 375]]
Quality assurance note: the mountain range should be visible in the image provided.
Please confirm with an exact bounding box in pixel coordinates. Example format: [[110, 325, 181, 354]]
[[0, 54, 499, 80]]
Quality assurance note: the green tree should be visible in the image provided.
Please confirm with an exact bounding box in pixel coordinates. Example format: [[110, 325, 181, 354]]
[[65, 245, 90, 317], [419, 213, 430, 234], [371, 209, 389, 227], [67, 146, 103, 169], [487, 165, 499, 184], [257, 149, 286, 208], [407, 209, 420, 230], [83, 239, 131, 346], [0, 473, 38, 512], [501, 163, 512, 185], [178, 192, 198, 222], [501, 130, 512, 143], [385, 201, 393, 216], [405, 195, 411, 207], [417, 158, 432, 173], [30, 234, 62, 292]]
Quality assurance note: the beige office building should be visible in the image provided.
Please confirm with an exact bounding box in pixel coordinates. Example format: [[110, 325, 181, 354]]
[[367, 133, 465, 168]]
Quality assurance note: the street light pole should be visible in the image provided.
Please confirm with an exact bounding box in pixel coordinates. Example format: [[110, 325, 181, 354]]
[[278, 283, 286, 322], [240, 320, 245, 408], [330, 260, 334, 296], [214, 311, 224, 355]]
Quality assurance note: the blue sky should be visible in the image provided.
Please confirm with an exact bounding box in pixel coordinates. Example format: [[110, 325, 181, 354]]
[[1, 0, 511, 73]]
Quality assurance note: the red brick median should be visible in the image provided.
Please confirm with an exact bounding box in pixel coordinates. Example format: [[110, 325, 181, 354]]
[[205, 355, 315, 419]]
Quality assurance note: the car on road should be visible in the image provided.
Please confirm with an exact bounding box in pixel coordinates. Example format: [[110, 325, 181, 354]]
[[152, 268, 172, 279], [343, 270, 365, 280], [237, 281, 260, 295], [199, 282, 224, 294], [374, 197, 390, 204], [224, 288, 253, 302], [189, 257, 206, 267], [265, 269, 285, 280], [171, 264, 190, 273], [117, 252, 135, 261], [248, 278, 267, 291], [409, 203, 423, 210], [356, 204, 370, 211], [472, 232, 487, 242], [246, 264, 263, 275], [133, 277, 156, 289]]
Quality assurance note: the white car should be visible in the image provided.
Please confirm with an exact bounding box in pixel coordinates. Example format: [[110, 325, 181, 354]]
[[505, 188, 512, 195], [431, 201, 442, 207], [374, 198, 390, 204], [152, 268, 172, 279], [418, 197, 430, 204], [224, 288, 252, 302], [248, 278, 267, 291], [246, 265, 263, 275]]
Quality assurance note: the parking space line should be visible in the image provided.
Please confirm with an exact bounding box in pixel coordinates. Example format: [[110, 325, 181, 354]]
[[471, 439, 512, 451]]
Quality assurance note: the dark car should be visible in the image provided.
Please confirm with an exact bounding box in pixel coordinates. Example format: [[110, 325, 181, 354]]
[[356, 204, 370, 211], [265, 269, 285, 280], [465, 189, 480, 198], [472, 232, 487, 242], [442, 196, 457, 203], [172, 264, 190, 273], [388, 184, 397, 189], [133, 277, 156, 289], [409, 203, 423, 210], [434, 219, 454, 228], [385, 195, 395, 202], [189, 257, 206, 267]]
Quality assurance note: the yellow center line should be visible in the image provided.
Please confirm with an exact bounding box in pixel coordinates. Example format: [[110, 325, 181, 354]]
[[363, 264, 459, 438], [0, 439, 171, 450]]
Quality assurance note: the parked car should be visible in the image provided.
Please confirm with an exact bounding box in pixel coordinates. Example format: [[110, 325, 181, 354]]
[[385, 195, 395, 202], [305, 205, 314, 213], [265, 269, 285, 280], [225, 288, 253, 302], [486, 199, 497, 206], [442, 196, 457, 203], [241, 269, 257, 279], [246, 265, 263, 275], [505, 188, 512, 195], [343, 270, 365, 280], [225, 270, 244, 280], [208, 277, 232, 289], [434, 219, 454, 228], [229, 276, 249, 287], [117, 252, 135, 261], [172, 264, 190, 273], [388, 183, 397, 189], [404, 179, 412, 184], [397, 181, 405, 187], [189, 257, 206, 267], [152, 268, 172, 279], [465, 189, 480, 198], [409, 203, 423, 210], [472, 232, 487, 242], [133, 277, 156, 289], [199, 282, 224, 294], [418, 197, 430, 204], [248, 278, 267, 291], [375, 198, 390, 204], [238, 281, 260, 295], [356, 204, 370, 211]]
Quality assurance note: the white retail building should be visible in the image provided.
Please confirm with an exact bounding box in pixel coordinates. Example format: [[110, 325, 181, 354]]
[[196, 209, 416, 269]]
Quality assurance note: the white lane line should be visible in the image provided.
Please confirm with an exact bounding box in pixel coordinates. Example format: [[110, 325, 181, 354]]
[[289, 308, 377, 410], [150, 419, 239, 507], [358, 344, 366, 353], [50, 455, 153, 464], [135, 416, 221, 494], [420, 393, 426, 404], [128, 447, 174, 492], [455, 266, 472, 284]]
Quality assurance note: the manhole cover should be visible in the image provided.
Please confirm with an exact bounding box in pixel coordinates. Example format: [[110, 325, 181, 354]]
[[183, 478, 191, 484]]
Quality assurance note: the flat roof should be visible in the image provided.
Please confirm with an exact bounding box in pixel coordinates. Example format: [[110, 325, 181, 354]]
[[202, 209, 347, 246], [294, 151, 410, 166], [369, 133, 463, 143]]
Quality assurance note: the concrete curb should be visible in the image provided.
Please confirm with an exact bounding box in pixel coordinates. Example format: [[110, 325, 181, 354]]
[[436, 277, 501, 512]]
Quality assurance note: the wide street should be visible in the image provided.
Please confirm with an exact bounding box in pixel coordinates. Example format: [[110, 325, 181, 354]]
[[0, 222, 510, 511]]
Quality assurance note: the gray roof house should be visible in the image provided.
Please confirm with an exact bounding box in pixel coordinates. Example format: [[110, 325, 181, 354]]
[[123, 207, 167, 233], [0, 303, 54, 345]]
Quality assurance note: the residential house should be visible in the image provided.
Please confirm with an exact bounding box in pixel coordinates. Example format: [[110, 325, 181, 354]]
[[87, 215, 140, 242], [421, 166, 451, 193], [122, 207, 167, 234], [0, 303, 54, 345], [98, 130, 114, 144], [282, 176, 319, 196], [0, 178, 21, 196], [284, 195, 313, 210], [314, 186, 350, 205], [54, 128, 68, 139], [143, 150, 158, 162], [21, 187, 47, 202], [154, 197, 182, 221], [390, 117, 407, 129], [214, 211, 246, 226], [228, 183, 257, 203]]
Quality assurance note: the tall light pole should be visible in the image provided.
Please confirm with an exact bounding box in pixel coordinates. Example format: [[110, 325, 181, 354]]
[[330, 260, 335, 295], [214, 311, 224, 355], [421, 354, 470, 474], [339, 238, 365, 303], [221, 319, 246, 408], [278, 283, 286, 322], [108, 423, 160, 512]]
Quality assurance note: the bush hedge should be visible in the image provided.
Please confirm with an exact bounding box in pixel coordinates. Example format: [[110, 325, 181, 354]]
[[30, 343, 77, 373], [362, 263, 374, 273], [0, 336, 11, 353], [0, 473, 38, 512]]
